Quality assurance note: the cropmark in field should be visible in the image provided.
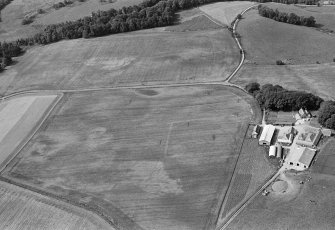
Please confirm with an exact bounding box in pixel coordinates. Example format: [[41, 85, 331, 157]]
[[4, 86, 253, 230]]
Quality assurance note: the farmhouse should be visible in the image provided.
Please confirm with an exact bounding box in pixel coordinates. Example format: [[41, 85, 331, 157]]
[[284, 147, 316, 170], [259, 125, 276, 146], [296, 127, 322, 148], [277, 127, 295, 146]]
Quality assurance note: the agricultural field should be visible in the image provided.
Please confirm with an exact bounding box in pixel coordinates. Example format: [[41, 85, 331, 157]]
[[263, 3, 335, 32], [227, 160, 335, 229], [4, 86, 254, 230], [238, 8, 335, 64], [0, 181, 113, 230], [1, 29, 239, 94], [232, 63, 335, 100], [165, 14, 222, 32], [218, 134, 276, 226], [199, 1, 256, 26], [313, 139, 335, 175], [0, 0, 141, 41], [0, 94, 58, 170]]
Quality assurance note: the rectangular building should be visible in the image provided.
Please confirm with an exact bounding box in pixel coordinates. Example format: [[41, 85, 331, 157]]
[[284, 147, 316, 170], [259, 125, 276, 146]]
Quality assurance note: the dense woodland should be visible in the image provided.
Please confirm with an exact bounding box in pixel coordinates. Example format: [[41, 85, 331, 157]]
[[258, 5, 316, 27], [246, 83, 323, 111], [318, 101, 335, 129]]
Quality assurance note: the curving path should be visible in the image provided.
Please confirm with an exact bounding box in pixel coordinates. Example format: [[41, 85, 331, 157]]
[[0, 5, 263, 230]]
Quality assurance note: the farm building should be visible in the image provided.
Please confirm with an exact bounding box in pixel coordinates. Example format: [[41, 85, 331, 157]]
[[321, 129, 332, 137], [276, 143, 282, 159], [252, 125, 261, 138], [269, 145, 277, 158], [296, 127, 322, 148], [259, 125, 276, 146], [277, 127, 295, 146], [284, 147, 316, 170]]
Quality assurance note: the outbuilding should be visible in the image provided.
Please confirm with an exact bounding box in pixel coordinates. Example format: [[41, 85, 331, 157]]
[[284, 146, 317, 171], [259, 125, 276, 146], [269, 145, 277, 158], [276, 143, 282, 159]]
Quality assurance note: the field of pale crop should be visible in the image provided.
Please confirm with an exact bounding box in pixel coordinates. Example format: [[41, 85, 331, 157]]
[[264, 3, 335, 32], [238, 9, 335, 64], [200, 1, 256, 26], [231, 63, 335, 100], [0, 0, 142, 41], [0, 94, 57, 170], [5, 86, 253, 230], [0, 181, 113, 230], [1, 29, 238, 94]]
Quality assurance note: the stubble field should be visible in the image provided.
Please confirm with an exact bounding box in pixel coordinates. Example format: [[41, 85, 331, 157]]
[[0, 181, 113, 230], [4, 86, 254, 230], [1, 29, 238, 94]]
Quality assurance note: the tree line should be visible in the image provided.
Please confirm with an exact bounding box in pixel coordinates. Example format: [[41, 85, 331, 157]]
[[246, 83, 323, 111], [318, 101, 335, 130], [258, 5, 316, 27]]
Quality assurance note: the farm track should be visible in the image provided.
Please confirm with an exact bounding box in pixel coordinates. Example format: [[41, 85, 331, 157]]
[[0, 5, 266, 230]]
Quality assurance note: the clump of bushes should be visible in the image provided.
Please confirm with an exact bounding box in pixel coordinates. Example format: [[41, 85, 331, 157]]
[[21, 16, 34, 25], [318, 101, 335, 129], [276, 60, 285, 65], [245, 82, 323, 111], [53, 0, 73, 9], [258, 5, 316, 27]]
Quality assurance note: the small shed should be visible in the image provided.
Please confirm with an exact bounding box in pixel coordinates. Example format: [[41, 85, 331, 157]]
[[276, 143, 282, 159], [269, 145, 277, 158], [321, 129, 332, 137]]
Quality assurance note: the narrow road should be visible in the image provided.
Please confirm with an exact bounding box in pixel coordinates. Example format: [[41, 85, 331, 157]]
[[0, 4, 264, 230]]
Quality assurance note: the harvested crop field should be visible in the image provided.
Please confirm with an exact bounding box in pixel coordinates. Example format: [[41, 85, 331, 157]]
[[0, 94, 58, 170], [200, 1, 256, 26], [5, 86, 253, 230], [232, 63, 335, 100], [226, 171, 335, 230], [238, 9, 335, 64], [0, 181, 113, 230], [1, 30, 239, 94]]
